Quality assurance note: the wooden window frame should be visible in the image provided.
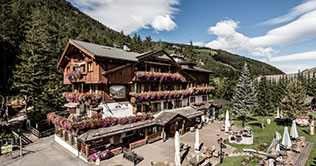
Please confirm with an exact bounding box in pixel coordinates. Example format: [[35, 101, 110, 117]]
[[88, 62, 93, 72]]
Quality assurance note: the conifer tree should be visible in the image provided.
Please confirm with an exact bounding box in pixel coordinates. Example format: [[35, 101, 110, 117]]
[[281, 80, 307, 120], [183, 40, 196, 62], [256, 76, 273, 128], [233, 63, 258, 126], [13, 9, 55, 123]]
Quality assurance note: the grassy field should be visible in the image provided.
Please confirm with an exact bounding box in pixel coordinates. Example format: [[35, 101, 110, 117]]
[[221, 116, 316, 166], [194, 49, 217, 56]]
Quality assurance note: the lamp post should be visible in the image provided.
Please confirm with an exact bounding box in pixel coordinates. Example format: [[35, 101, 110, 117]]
[[217, 138, 226, 163]]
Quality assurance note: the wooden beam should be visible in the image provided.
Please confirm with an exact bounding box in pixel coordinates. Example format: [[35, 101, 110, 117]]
[[144, 61, 171, 66], [102, 63, 132, 75], [85, 144, 89, 158]]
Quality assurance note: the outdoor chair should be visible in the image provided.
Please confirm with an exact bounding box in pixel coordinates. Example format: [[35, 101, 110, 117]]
[[151, 161, 157, 165], [292, 142, 302, 153], [297, 136, 306, 147], [220, 125, 225, 131], [212, 151, 220, 158], [186, 155, 193, 163]]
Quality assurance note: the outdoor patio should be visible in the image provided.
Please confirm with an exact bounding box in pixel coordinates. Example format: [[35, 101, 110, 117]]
[[97, 120, 240, 166]]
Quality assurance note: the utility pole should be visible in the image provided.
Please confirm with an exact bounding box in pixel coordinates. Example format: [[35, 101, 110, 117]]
[[217, 137, 227, 164]]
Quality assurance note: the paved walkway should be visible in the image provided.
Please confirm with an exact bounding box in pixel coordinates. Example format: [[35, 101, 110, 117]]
[[1, 121, 240, 166], [0, 136, 87, 166], [100, 121, 239, 166]]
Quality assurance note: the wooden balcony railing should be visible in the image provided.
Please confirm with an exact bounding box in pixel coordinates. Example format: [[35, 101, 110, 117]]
[[135, 71, 186, 82], [129, 87, 214, 102]]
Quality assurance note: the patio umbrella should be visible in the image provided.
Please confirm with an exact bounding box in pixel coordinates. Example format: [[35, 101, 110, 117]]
[[275, 144, 282, 162], [174, 131, 181, 166], [281, 127, 292, 148], [225, 110, 230, 133], [275, 144, 280, 153], [195, 128, 200, 153], [276, 108, 280, 118], [290, 120, 299, 139]]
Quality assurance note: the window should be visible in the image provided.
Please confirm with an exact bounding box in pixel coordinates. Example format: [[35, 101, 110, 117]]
[[152, 67, 159, 72], [153, 103, 158, 112], [81, 65, 85, 72], [136, 84, 141, 93], [151, 83, 158, 91], [137, 105, 142, 113], [88, 62, 93, 72], [203, 95, 207, 101], [74, 66, 80, 71], [190, 97, 196, 103], [162, 84, 166, 91], [163, 102, 168, 110]]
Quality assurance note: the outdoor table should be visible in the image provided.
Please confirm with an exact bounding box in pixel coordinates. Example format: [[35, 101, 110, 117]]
[[152, 162, 167, 166], [189, 155, 206, 166]]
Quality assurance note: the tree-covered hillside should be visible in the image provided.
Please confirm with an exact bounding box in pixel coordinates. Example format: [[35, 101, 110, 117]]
[[0, 0, 283, 99]]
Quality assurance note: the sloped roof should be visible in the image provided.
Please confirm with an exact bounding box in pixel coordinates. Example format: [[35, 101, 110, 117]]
[[78, 106, 204, 142], [182, 66, 213, 73], [167, 106, 204, 119], [78, 119, 156, 143], [155, 112, 182, 126], [71, 39, 140, 62]]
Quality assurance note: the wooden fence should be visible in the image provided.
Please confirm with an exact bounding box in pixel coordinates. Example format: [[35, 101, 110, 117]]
[[26, 126, 54, 139]]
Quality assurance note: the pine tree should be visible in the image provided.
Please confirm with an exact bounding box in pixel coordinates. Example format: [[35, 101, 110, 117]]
[[281, 80, 307, 120], [13, 9, 53, 123], [233, 63, 258, 126], [143, 35, 153, 52], [256, 76, 273, 128], [183, 40, 196, 62]]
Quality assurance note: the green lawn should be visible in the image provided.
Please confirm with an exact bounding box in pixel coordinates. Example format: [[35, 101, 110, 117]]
[[221, 116, 316, 166], [194, 49, 217, 56]]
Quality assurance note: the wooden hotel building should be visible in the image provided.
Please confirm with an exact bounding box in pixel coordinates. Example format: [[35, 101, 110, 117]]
[[50, 39, 215, 161]]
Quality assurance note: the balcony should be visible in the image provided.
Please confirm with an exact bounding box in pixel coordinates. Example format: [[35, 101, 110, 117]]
[[129, 87, 214, 102], [62, 92, 101, 105], [64, 71, 87, 83], [135, 71, 186, 82]]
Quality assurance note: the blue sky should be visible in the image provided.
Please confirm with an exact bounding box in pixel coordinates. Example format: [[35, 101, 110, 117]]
[[68, 0, 316, 74]]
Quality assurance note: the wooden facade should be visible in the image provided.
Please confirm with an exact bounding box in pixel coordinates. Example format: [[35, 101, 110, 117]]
[[57, 39, 213, 114]]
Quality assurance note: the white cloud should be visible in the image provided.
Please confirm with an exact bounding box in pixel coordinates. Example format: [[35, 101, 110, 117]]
[[205, 9, 316, 61], [205, 19, 278, 60], [192, 41, 205, 47], [267, 51, 316, 62], [273, 64, 315, 74], [151, 15, 176, 31], [71, 0, 179, 34], [250, 10, 316, 47], [260, 0, 316, 25]]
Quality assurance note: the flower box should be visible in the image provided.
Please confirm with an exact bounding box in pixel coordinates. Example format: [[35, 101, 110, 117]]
[[148, 135, 162, 144], [110, 147, 123, 156], [129, 138, 147, 150]]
